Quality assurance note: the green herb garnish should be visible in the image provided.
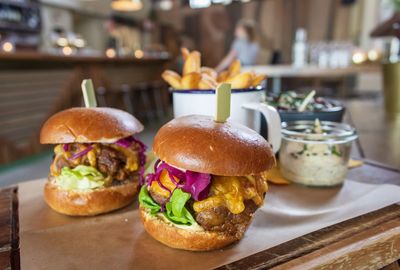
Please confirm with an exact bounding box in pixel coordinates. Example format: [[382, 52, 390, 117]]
[[296, 144, 308, 155], [330, 146, 342, 157]]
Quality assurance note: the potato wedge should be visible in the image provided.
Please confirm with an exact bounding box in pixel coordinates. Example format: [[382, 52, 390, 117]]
[[251, 74, 266, 87], [348, 159, 363, 169], [181, 72, 201, 89], [161, 70, 182, 89], [226, 72, 253, 89], [181, 47, 190, 61], [228, 59, 241, 76], [183, 51, 201, 75], [261, 165, 290, 185], [200, 66, 218, 80], [217, 70, 229, 83], [199, 74, 218, 89]]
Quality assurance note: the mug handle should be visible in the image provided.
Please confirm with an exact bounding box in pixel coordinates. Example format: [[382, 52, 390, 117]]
[[241, 102, 281, 153]]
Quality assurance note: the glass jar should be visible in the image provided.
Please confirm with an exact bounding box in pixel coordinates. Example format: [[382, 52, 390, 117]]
[[279, 121, 358, 187]]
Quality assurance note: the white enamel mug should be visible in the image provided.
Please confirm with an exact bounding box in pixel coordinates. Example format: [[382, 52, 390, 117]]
[[172, 88, 281, 153]]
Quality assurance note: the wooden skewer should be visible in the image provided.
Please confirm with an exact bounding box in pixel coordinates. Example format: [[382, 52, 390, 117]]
[[214, 83, 231, 123], [81, 79, 97, 108]]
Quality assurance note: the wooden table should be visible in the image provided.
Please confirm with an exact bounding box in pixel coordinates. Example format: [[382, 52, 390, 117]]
[[344, 98, 400, 169], [243, 64, 381, 94]]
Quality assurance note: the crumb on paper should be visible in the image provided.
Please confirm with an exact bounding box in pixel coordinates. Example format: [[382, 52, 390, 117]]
[[348, 159, 364, 169]]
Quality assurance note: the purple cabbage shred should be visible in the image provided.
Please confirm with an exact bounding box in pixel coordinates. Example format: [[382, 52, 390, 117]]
[[115, 136, 147, 185], [63, 144, 69, 151], [68, 145, 93, 160], [145, 159, 211, 202]]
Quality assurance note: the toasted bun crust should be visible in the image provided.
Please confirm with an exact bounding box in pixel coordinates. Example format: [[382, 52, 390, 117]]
[[40, 107, 143, 144], [44, 180, 139, 216], [153, 115, 275, 176], [140, 207, 246, 251]]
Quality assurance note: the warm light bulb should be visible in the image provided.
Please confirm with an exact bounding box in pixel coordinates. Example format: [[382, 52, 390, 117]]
[[106, 48, 116, 58], [134, 49, 144, 58], [111, 0, 143, 11], [2, 42, 14, 52], [159, 0, 173, 10], [352, 51, 367, 64], [62, 46, 73, 56], [367, 49, 379, 62]]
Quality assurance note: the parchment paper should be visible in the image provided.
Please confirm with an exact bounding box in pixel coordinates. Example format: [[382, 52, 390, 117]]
[[19, 179, 400, 270]]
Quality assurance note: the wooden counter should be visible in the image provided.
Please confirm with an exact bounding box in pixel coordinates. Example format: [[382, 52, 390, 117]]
[[243, 64, 382, 95], [0, 52, 169, 67], [0, 52, 170, 164], [244, 64, 381, 78]]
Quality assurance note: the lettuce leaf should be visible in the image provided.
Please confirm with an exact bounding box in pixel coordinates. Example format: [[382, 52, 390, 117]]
[[165, 189, 196, 225], [139, 186, 197, 226], [138, 185, 161, 215], [55, 165, 106, 190]]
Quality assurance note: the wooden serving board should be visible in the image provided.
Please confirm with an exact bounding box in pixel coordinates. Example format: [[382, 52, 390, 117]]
[[217, 160, 400, 270], [2, 161, 400, 270], [0, 186, 19, 270], [217, 204, 400, 270]]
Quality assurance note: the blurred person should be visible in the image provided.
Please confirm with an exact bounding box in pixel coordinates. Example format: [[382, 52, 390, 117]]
[[215, 19, 259, 72]]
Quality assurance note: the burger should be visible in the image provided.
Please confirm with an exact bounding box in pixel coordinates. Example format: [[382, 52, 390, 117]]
[[40, 107, 146, 216], [139, 115, 275, 251]]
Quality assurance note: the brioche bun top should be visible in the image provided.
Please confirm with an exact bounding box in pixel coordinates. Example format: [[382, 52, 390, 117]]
[[40, 107, 143, 144], [153, 115, 275, 176]]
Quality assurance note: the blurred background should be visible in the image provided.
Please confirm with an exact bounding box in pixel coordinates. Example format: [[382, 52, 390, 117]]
[[0, 0, 399, 185]]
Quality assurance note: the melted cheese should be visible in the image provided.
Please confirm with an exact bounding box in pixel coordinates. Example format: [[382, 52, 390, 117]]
[[50, 159, 59, 176], [51, 144, 71, 176], [193, 176, 245, 214], [54, 144, 63, 155], [150, 170, 178, 198], [87, 145, 99, 168], [50, 143, 139, 189], [110, 145, 139, 172], [193, 174, 269, 215]]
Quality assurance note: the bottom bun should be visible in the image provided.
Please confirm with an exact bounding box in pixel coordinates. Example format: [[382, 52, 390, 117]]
[[44, 180, 139, 216], [140, 206, 248, 251]]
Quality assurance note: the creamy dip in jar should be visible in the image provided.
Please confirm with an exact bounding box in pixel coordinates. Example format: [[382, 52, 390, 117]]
[[279, 120, 358, 187]]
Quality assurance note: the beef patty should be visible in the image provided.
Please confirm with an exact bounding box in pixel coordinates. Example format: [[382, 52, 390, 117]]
[[194, 200, 258, 238]]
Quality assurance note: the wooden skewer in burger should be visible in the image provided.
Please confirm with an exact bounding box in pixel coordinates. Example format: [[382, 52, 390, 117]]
[[139, 83, 276, 251], [40, 79, 146, 216]]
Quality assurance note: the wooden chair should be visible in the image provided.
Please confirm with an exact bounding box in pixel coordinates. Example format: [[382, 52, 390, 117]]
[[94, 82, 171, 123]]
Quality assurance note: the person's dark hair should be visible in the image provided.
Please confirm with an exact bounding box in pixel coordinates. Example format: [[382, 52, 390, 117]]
[[237, 19, 256, 42]]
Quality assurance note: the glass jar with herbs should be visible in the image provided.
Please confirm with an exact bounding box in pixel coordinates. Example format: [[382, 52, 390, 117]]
[[279, 119, 358, 187]]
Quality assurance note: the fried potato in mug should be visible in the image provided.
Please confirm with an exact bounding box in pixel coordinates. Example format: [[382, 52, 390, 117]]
[[181, 47, 190, 61], [226, 72, 253, 89], [199, 74, 218, 89], [228, 59, 241, 76], [161, 70, 182, 89], [200, 67, 218, 80], [251, 74, 266, 87], [183, 51, 201, 75], [181, 72, 201, 89]]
